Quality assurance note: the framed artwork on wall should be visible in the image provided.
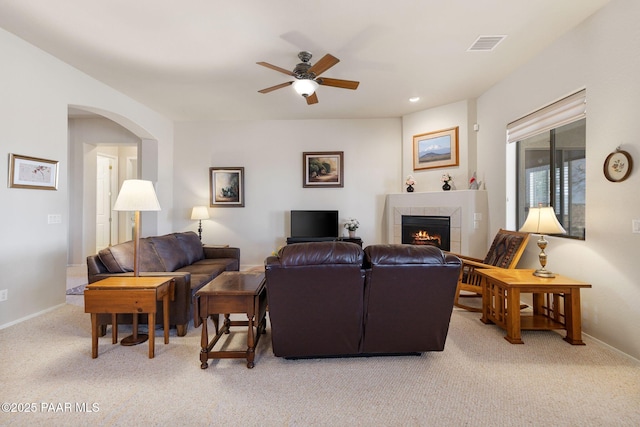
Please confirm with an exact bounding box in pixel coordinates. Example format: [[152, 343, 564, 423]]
[[412, 127, 459, 171], [209, 167, 244, 207], [8, 153, 59, 190], [303, 151, 344, 188], [603, 149, 632, 182]]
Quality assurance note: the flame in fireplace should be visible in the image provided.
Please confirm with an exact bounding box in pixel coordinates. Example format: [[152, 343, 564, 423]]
[[412, 230, 442, 246]]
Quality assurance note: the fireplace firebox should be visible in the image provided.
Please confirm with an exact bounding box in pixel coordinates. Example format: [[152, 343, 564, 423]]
[[401, 215, 451, 250]]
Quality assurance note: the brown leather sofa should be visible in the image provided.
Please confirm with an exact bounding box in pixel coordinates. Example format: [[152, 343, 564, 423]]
[[87, 231, 239, 336], [264, 242, 461, 358]]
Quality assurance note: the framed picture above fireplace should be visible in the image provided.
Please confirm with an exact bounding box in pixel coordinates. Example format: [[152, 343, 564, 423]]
[[413, 127, 459, 171]]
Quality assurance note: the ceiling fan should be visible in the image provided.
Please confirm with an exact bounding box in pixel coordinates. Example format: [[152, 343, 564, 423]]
[[257, 51, 360, 105]]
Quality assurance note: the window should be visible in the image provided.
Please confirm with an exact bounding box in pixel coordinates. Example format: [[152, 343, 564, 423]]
[[508, 90, 586, 240]]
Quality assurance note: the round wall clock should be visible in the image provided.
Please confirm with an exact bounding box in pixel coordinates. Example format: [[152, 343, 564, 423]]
[[603, 149, 633, 182]]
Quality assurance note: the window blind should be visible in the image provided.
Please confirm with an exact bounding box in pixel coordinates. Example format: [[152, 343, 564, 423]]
[[506, 89, 586, 144]]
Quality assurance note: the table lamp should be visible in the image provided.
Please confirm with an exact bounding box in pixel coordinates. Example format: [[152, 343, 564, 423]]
[[519, 205, 566, 278], [113, 179, 162, 276], [190, 206, 210, 241]]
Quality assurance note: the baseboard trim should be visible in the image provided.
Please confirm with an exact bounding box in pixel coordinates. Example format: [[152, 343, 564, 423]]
[[0, 303, 66, 330]]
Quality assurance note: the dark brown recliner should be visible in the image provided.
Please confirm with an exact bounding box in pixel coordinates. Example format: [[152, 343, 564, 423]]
[[264, 241, 365, 358], [264, 242, 461, 359], [362, 244, 462, 353]]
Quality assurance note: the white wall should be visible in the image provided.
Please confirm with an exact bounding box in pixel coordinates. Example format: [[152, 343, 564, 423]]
[[402, 99, 476, 193], [0, 28, 174, 328], [173, 119, 401, 269], [477, 0, 640, 359]]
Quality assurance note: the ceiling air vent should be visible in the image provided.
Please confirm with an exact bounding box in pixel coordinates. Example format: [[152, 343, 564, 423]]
[[467, 35, 506, 52]]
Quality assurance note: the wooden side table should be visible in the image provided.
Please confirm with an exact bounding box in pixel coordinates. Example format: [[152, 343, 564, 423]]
[[476, 269, 591, 345], [194, 271, 267, 369], [84, 277, 174, 358]]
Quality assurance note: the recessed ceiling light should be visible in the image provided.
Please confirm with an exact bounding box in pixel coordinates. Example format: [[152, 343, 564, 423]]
[[409, 97, 420, 103]]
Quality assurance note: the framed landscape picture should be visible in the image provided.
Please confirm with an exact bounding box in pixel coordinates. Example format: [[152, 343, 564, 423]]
[[413, 127, 459, 171], [209, 167, 244, 207], [8, 153, 59, 190], [303, 151, 344, 188]]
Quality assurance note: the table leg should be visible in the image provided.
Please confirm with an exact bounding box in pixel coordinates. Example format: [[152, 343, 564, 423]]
[[480, 276, 492, 324], [148, 312, 155, 358], [505, 288, 524, 344], [91, 313, 98, 359], [163, 293, 170, 345], [200, 318, 209, 369], [111, 313, 118, 344], [223, 314, 231, 334], [563, 290, 586, 345], [246, 312, 256, 369]]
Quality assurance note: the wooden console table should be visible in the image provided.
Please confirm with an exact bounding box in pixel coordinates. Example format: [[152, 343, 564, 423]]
[[194, 271, 267, 369], [84, 277, 174, 358], [477, 269, 591, 345]]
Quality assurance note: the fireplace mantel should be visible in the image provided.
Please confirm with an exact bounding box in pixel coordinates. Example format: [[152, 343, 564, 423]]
[[385, 190, 488, 258]]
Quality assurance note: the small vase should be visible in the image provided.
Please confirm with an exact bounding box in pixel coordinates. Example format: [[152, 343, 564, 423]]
[[406, 184, 414, 193], [348, 230, 356, 238], [442, 182, 451, 191]]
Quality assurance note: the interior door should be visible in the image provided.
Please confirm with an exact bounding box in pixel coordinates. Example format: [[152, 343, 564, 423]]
[[96, 154, 117, 252]]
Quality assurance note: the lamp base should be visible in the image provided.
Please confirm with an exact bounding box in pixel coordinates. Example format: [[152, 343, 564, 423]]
[[532, 268, 556, 278], [121, 334, 149, 346]]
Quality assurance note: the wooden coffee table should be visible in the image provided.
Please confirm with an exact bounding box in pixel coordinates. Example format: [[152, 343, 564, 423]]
[[194, 271, 267, 369], [477, 269, 591, 344], [84, 276, 174, 358]]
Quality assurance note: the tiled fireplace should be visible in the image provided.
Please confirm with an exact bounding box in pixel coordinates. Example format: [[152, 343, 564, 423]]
[[385, 190, 488, 258]]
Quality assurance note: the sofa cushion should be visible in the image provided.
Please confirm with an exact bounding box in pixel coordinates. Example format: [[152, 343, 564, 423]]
[[97, 239, 164, 273], [192, 258, 239, 271], [365, 244, 446, 266], [277, 241, 363, 267], [150, 234, 189, 271], [174, 232, 205, 265], [176, 263, 226, 284], [483, 232, 527, 268]]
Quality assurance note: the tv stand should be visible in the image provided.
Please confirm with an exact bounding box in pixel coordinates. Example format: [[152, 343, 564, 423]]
[[286, 237, 363, 247]]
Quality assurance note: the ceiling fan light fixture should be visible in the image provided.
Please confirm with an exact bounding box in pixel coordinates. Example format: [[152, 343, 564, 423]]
[[293, 79, 318, 97]]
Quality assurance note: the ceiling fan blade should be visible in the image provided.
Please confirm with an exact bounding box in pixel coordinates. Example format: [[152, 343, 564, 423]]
[[258, 81, 293, 93], [317, 78, 360, 90], [306, 92, 319, 105], [308, 54, 339, 77], [256, 62, 295, 76]]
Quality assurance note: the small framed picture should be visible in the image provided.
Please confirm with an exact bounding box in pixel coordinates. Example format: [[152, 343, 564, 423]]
[[8, 153, 59, 190], [413, 127, 459, 171], [303, 151, 344, 188], [603, 149, 632, 182], [209, 167, 244, 207]]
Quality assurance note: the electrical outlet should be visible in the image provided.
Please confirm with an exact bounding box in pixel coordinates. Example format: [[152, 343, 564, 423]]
[[0, 289, 7, 301], [633, 219, 640, 234]]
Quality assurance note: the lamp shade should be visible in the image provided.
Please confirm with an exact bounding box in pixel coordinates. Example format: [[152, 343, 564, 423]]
[[191, 206, 210, 220], [293, 79, 318, 97], [113, 179, 161, 212], [519, 206, 566, 235]]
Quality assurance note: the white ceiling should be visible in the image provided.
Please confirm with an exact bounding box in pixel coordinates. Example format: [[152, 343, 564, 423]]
[[0, 0, 613, 121]]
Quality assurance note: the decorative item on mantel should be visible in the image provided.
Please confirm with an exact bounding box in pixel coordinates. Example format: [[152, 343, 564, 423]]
[[344, 218, 360, 238], [405, 175, 416, 192], [441, 173, 453, 191], [468, 172, 481, 190]]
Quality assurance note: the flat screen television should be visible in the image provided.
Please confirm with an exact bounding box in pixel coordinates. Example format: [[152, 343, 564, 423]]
[[290, 210, 339, 238]]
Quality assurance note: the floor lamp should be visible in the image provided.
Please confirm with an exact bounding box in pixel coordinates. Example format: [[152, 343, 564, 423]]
[[113, 179, 161, 345], [519, 205, 566, 278], [190, 206, 210, 241]]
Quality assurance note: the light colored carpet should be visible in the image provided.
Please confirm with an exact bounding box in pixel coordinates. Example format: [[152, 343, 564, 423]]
[[1, 303, 639, 426]]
